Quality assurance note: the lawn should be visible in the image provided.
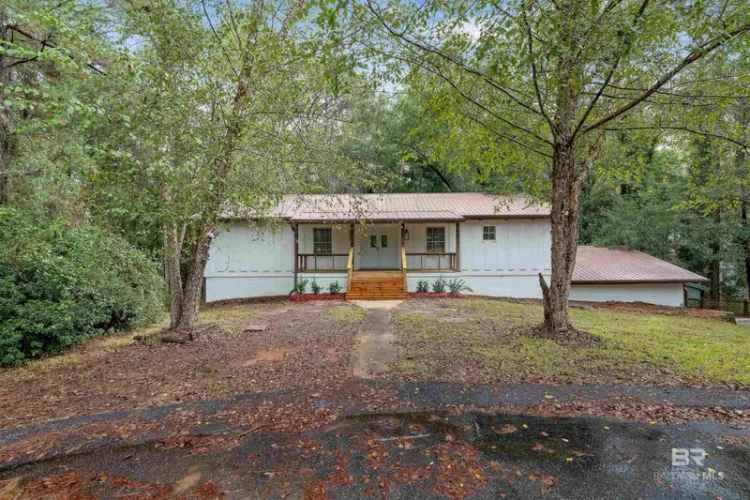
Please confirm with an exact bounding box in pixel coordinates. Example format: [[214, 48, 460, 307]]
[[392, 298, 750, 387]]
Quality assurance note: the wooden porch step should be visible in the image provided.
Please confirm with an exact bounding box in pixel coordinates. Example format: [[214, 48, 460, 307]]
[[346, 293, 408, 300], [347, 271, 407, 300]]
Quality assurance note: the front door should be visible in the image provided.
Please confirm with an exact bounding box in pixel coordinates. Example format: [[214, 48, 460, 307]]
[[358, 225, 400, 269]]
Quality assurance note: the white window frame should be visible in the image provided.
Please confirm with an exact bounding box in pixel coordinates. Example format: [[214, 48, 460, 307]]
[[483, 225, 496, 242]]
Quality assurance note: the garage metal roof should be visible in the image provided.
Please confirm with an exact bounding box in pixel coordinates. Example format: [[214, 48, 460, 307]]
[[573, 246, 707, 284]]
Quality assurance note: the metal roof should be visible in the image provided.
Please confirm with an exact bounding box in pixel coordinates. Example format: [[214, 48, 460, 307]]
[[253, 193, 549, 222], [573, 246, 708, 284]]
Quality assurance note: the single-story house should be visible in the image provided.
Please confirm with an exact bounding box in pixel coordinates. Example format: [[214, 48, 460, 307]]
[[205, 193, 706, 306]]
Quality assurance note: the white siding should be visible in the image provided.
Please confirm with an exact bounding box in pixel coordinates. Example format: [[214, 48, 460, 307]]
[[418, 218, 552, 298], [570, 283, 685, 307], [205, 222, 294, 301], [460, 219, 550, 273]]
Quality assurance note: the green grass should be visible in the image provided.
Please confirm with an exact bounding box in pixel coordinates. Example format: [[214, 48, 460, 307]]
[[394, 298, 750, 385], [329, 305, 367, 323]]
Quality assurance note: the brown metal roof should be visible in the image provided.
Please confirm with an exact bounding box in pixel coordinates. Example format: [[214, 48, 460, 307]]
[[255, 193, 549, 222], [573, 246, 707, 284]]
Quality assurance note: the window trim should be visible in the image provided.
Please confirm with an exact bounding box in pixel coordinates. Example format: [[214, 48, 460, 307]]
[[313, 227, 333, 255], [483, 225, 496, 242], [426, 227, 446, 253]]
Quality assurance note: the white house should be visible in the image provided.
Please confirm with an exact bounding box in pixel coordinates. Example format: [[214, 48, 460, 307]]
[[205, 193, 706, 306]]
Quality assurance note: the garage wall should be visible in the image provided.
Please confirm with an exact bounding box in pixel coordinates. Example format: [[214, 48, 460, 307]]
[[570, 283, 685, 307], [205, 222, 295, 301]]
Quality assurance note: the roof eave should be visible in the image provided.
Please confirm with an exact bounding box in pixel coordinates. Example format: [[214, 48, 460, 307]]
[[572, 278, 709, 285]]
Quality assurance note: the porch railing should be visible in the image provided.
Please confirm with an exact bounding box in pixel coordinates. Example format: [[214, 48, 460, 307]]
[[406, 252, 458, 271], [297, 253, 349, 272]]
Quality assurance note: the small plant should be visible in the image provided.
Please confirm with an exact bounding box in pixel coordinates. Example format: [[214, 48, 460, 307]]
[[311, 280, 321, 294], [432, 277, 447, 293], [328, 281, 341, 294], [294, 278, 309, 294], [416, 280, 429, 293], [447, 278, 472, 295]]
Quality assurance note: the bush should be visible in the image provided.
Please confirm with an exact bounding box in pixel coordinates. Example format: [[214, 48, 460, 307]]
[[311, 280, 321, 294], [447, 278, 472, 295], [328, 281, 341, 294], [294, 278, 309, 294], [416, 280, 429, 293], [432, 277, 447, 293], [0, 209, 165, 365]]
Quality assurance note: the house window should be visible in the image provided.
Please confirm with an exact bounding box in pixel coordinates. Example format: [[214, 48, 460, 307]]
[[370, 235, 378, 248], [426, 227, 445, 253], [483, 226, 496, 241], [313, 228, 332, 255], [381, 234, 388, 248]]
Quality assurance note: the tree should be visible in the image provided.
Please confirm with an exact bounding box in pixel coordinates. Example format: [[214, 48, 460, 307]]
[[84, 0, 354, 331], [338, 0, 750, 334], [1, 1, 109, 210]]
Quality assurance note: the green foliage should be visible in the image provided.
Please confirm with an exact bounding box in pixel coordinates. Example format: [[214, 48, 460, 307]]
[[431, 278, 446, 293], [416, 280, 429, 293], [294, 279, 309, 294], [447, 278, 472, 295], [0, 209, 164, 365], [311, 280, 321, 294], [328, 281, 341, 294]]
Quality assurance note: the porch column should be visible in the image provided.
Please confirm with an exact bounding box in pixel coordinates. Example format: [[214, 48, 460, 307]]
[[455, 222, 460, 271], [293, 223, 299, 288]]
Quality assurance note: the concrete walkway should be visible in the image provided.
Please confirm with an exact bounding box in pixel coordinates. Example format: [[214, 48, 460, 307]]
[[351, 300, 402, 378]]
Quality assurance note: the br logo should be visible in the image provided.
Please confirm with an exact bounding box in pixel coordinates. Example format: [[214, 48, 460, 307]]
[[672, 448, 706, 466]]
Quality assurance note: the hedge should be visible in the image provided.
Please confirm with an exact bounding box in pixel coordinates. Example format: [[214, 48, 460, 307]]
[[0, 209, 165, 365]]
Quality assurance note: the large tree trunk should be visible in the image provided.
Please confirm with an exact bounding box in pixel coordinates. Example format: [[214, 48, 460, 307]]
[[540, 142, 585, 334], [175, 225, 213, 331], [164, 224, 184, 329], [0, 9, 13, 206]]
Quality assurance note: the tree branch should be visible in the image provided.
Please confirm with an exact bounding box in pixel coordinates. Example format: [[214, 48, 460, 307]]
[[364, 0, 545, 119], [572, 0, 650, 140], [521, 4, 554, 132], [604, 125, 749, 150], [581, 22, 750, 135]]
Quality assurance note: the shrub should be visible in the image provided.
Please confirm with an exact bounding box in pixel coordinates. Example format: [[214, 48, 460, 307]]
[[311, 280, 321, 294], [447, 278, 473, 295], [0, 208, 164, 365], [432, 277, 447, 293], [416, 280, 429, 293], [294, 278, 309, 294], [328, 281, 341, 294]]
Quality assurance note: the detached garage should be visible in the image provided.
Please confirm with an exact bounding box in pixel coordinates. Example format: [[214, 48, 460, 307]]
[[570, 246, 708, 307]]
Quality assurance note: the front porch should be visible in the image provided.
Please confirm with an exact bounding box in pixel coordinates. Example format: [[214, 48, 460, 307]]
[[294, 222, 459, 273], [293, 221, 460, 299]]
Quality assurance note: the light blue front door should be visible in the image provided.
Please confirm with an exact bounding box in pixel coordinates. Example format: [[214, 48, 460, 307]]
[[358, 225, 400, 269]]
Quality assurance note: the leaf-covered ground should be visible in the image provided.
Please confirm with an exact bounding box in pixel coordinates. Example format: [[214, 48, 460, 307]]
[[0, 301, 371, 429], [391, 298, 750, 388]]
